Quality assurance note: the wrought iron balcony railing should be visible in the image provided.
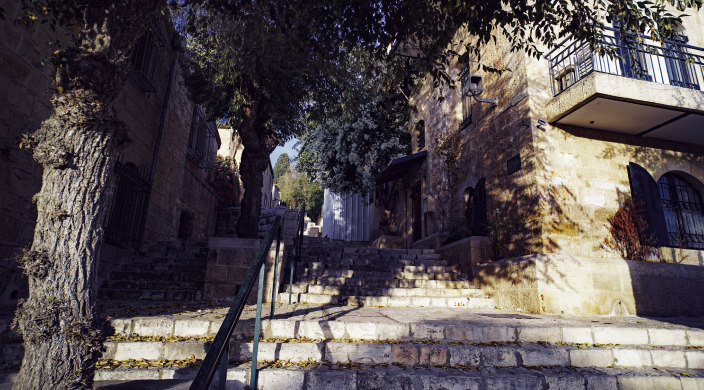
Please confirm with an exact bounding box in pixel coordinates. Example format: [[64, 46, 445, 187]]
[[546, 27, 704, 96]]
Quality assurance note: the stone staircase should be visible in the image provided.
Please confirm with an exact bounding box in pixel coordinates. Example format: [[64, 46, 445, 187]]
[[281, 237, 495, 309], [98, 243, 209, 302], [3, 237, 704, 389]]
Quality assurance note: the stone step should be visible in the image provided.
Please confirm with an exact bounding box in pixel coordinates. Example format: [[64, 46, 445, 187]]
[[93, 365, 704, 390], [280, 293, 495, 308], [286, 284, 485, 298], [297, 256, 450, 268], [293, 277, 477, 289], [101, 339, 704, 371], [100, 280, 203, 291], [108, 307, 704, 347], [297, 262, 458, 274], [99, 289, 202, 301], [296, 268, 461, 281]]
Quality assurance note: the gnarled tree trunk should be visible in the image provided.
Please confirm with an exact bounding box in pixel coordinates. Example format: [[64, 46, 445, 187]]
[[236, 144, 271, 238], [12, 2, 163, 389]]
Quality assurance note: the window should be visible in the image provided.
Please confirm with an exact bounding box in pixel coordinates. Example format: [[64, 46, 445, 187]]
[[507, 154, 521, 175], [187, 107, 217, 168], [105, 162, 151, 249], [663, 29, 699, 90], [459, 65, 472, 129], [657, 173, 704, 250], [131, 25, 166, 93], [628, 162, 704, 250], [613, 23, 653, 82], [415, 120, 425, 151]]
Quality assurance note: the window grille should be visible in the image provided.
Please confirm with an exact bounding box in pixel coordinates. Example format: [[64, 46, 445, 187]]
[[105, 161, 151, 249], [658, 173, 704, 250], [131, 25, 166, 93], [459, 65, 472, 129], [187, 107, 218, 169], [178, 210, 194, 240]]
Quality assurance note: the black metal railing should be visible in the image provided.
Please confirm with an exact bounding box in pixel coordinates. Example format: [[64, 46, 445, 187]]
[[288, 203, 306, 304], [546, 27, 704, 96], [659, 176, 704, 250], [190, 203, 306, 390]]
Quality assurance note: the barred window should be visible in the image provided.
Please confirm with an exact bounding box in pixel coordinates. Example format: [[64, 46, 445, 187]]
[[187, 107, 218, 169], [105, 162, 150, 249], [459, 65, 472, 129], [131, 25, 166, 92], [657, 173, 704, 250]]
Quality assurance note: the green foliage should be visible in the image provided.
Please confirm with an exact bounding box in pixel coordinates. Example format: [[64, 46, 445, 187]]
[[277, 168, 324, 222], [297, 49, 412, 194], [211, 156, 239, 207], [273, 153, 291, 185]]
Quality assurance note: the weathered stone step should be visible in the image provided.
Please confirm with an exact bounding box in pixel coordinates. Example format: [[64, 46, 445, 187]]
[[297, 256, 449, 268], [108, 308, 704, 347], [93, 365, 704, 390], [286, 284, 485, 298], [280, 293, 494, 308], [297, 261, 458, 274], [99, 289, 202, 301], [101, 339, 704, 371], [293, 276, 477, 289], [296, 268, 460, 281], [101, 280, 203, 291]]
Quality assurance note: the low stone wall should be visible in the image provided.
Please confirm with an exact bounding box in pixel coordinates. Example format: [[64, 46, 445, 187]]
[[437, 236, 492, 278], [205, 237, 286, 304], [474, 254, 704, 316]]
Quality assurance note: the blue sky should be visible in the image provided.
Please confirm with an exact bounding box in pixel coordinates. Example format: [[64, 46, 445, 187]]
[[270, 138, 299, 167]]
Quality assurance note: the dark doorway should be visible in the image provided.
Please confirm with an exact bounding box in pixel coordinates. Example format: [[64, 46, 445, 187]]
[[410, 184, 422, 243]]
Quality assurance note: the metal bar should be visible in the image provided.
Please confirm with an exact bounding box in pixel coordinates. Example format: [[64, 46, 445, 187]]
[[250, 261, 266, 390], [270, 226, 282, 319], [218, 343, 228, 390], [189, 216, 282, 390]]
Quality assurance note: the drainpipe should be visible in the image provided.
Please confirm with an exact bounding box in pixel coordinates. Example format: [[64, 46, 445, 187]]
[[137, 36, 181, 249]]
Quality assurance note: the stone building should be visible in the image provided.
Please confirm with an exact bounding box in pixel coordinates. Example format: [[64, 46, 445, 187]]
[[216, 125, 276, 210], [375, 10, 704, 315], [0, 3, 220, 305]]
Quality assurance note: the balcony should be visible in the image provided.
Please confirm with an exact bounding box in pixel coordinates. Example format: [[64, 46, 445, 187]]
[[545, 27, 704, 146]]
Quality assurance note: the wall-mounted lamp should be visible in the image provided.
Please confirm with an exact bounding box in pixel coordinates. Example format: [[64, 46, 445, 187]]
[[463, 75, 497, 105]]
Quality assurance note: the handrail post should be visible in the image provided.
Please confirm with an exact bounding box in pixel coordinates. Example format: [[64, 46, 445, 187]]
[[218, 343, 228, 390], [270, 226, 282, 319], [249, 261, 266, 390]]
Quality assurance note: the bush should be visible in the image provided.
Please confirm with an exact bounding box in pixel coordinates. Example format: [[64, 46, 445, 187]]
[[211, 156, 239, 207], [603, 199, 659, 262]]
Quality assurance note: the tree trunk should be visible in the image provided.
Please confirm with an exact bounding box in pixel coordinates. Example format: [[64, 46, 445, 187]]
[[12, 2, 163, 388], [236, 145, 270, 238]]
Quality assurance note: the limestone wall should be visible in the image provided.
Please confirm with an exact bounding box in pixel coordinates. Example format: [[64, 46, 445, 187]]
[[475, 254, 704, 316], [0, 3, 219, 305], [409, 30, 542, 255]]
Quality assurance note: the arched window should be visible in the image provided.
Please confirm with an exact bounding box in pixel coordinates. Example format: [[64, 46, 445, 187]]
[[416, 120, 425, 151], [657, 173, 704, 249]]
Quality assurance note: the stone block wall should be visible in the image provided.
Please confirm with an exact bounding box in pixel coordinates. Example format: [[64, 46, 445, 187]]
[[475, 254, 704, 316], [408, 30, 542, 254], [0, 3, 219, 306]]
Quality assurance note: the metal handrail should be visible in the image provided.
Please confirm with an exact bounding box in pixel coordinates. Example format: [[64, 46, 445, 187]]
[[190, 204, 307, 390], [288, 203, 306, 304]]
